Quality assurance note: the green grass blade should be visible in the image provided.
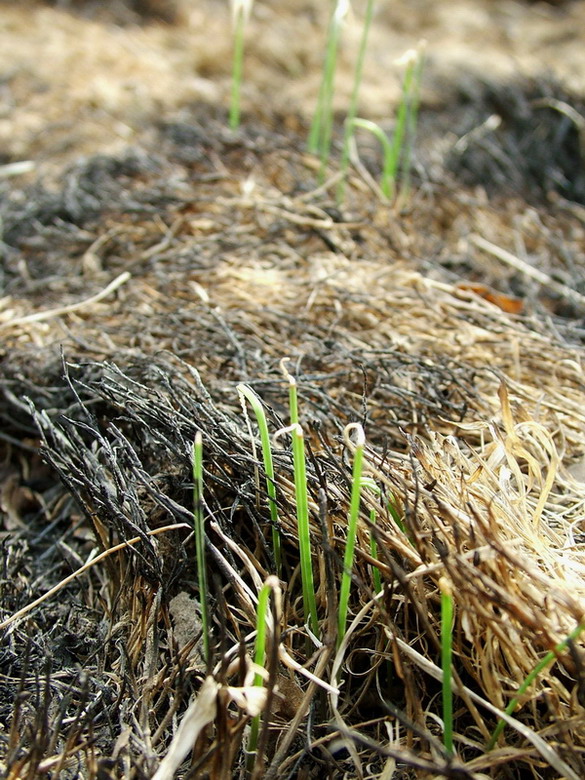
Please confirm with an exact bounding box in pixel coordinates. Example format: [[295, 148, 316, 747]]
[[487, 620, 585, 750], [338, 424, 366, 645], [368, 509, 382, 594], [385, 61, 413, 197], [247, 576, 279, 770], [351, 118, 393, 198], [278, 361, 318, 637], [193, 431, 211, 667], [360, 476, 385, 593], [397, 43, 425, 203], [440, 578, 454, 756], [237, 384, 282, 578], [387, 495, 406, 534], [308, 0, 348, 172], [280, 357, 298, 426], [338, 0, 376, 201], [291, 424, 319, 636], [380, 46, 421, 201]]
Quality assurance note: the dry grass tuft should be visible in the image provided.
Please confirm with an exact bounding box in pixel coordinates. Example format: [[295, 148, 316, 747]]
[[1, 116, 585, 778]]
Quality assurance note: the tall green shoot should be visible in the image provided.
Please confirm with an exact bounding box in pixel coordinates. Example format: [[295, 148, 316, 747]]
[[279, 360, 319, 637], [359, 477, 405, 592], [229, 0, 253, 129], [487, 619, 585, 750], [338, 423, 366, 645], [347, 42, 425, 203], [193, 432, 211, 666], [247, 576, 281, 771], [291, 424, 319, 637], [351, 118, 394, 199], [308, 0, 349, 173], [368, 506, 382, 594], [440, 577, 454, 756], [396, 41, 425, 203], [337, 0, 376, 201], [237, 384, 282, 577]]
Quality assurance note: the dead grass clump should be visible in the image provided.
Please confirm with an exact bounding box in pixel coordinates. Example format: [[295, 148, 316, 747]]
[[1, 119, 585, 777], [446, 77, 585, 205], [2, 319, 585, 777]]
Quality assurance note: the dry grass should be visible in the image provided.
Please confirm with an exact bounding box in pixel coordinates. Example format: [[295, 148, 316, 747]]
[[1, 3, 585, 776], [1, 144, 585, 776]]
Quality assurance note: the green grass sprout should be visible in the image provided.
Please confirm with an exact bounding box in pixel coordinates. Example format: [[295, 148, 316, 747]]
[[338, 423, 366, 645], [237, 384, 282, 578], [277, 359, 319, 637], [360, 477, 405, 591], [348, 41, 425, 203], [367, 507, 382, 594], [247, 575, 281, 771], [487, 619, 585, 751], [351, 118, 394, 199], [308, 0, 349, 173], [229, 0, 253, 129], [395, 41, 425, 204], [193, 431, 211, 667], [280, 357, 299, 426], [337, 0, 376, 201], [386, 494, 406, 535], [291, 422, 319, 637], [440, 576, 454, 756]]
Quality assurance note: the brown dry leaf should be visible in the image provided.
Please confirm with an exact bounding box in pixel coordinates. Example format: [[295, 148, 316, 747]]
[[0, 468, 32, 531], [458, 283, 524, 314], [151, 676, 218, 780]]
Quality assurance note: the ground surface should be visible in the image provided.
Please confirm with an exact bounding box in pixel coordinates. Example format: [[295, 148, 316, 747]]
[[1, 1, 585, 779]]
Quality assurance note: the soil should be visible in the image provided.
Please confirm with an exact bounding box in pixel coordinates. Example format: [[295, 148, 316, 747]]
[[1, 1, 585, 778]]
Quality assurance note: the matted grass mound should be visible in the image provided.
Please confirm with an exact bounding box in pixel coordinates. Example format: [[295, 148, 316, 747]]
[[1, 115, 585, 778]]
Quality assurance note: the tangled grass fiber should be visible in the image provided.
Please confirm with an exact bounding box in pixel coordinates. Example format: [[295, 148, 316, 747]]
[[1, 126, 585, 778]]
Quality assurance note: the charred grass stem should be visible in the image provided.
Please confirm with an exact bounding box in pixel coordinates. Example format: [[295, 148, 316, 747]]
[[193, 431, 211, 667]]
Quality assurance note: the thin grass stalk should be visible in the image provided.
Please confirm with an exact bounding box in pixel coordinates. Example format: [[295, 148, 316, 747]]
[[237, 384, 282, 577], [193, 432, 211, 667], [351, 118, 393, 198], [338, 424, 366, 645], [292, 424, 319, 636], [368, 509, 382, 594], [383, 64, 413, 200], [385, 45, 424, 201], [247, 577, 279, 771], [308, 1, 339, 152], [278, 360, 319, 636], [360, 476, 385, 593], [308, 0, 348, 172], [397, 42, 425, 203], [337, 0, 376, 202], [487, 620, 585, 750], [387, 495, 406, 534], [280, 358, 299, 429], [440, 577, 454, 756], [229, 1, 252, 129]]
